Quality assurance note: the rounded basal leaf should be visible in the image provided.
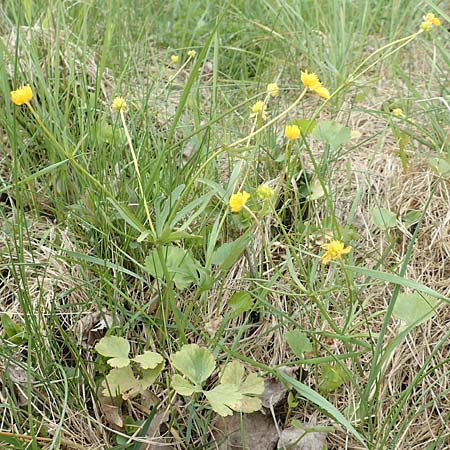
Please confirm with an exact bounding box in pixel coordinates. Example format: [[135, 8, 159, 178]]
[[219, 361, 264, 413], [145, 246, 199, 290], [170, 344, 215, 386], [286, 330, 313, 358], [240, 373, 265, 396], [221, 361, 245, 386], [172, 374, 201, 396], [95, 336, 130, 368], [237, 396, 262, 413], [204, 384, 243, 417], [393, 293, 440, 330], [140, 363, 164, 388], [370, 207, 397, 231], [319, 364, 349, 395], [312, 120, 351, 151], [133, 351, 164, 369], [102, 366, 138, 397]]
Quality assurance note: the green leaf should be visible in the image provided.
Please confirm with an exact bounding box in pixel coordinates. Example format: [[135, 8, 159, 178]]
[[211, 234, 250, 270], [145, 245, 199, 290], [293, 118, 317, 136], [402, 210, 421, 228], [103, 366, 138, 397], [172, 374, 202, 396], [319, 364, 349, 395], [307, 178, 325, 201], [95, 336, 130, 368], [345, 265, 448, 302], [428, 157, 450, 177], [95, 118, 122, 145], [370, 207, 397, 231], [156, 230, 202, 244], [133, 351, 164, 369], [392, 292, 440, 330], [228, 291, 254, 318], [1, 314, 26, 344], [171, 344, 216, 386], [220, 361, 264, 413], [277, 371, 367, 448], [204, 384, 243, 417], [286, 330, 313, 357], [135, 363, 165, 393], [312, 120, 351, 150]]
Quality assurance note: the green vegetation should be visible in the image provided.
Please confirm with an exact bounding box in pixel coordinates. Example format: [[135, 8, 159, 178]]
[[0, 1, 449, 449]]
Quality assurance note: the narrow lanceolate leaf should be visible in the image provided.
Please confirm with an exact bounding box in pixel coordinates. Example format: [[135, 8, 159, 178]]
[[204, 384, 243, 417], [170, 344, 216, 386], [345, 265, 449, 302], [133, 351, 164, 369], [95, 336, 130, 368], [278, 370, 368, 448]]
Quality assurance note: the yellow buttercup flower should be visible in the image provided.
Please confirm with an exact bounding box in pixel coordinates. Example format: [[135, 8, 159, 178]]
[[10, 85, 33, 105], [171, 54, 179, 63], [112, 96, 127, 112], [229, 191, 250, 213], [314, 85, 330, 99], [267, 83, 279, 97], [285, 124, 301, 140], [392, 108, 403, 117], [301, 71, 321, 90], [321, 240, 352, 264], [420, 20, 433, 32], [257, 184, 275, 200], [431, 17, 441, 26], [420, 12, 441, 31], [187, 50, 197, 58], [251, 101, 268, 121]]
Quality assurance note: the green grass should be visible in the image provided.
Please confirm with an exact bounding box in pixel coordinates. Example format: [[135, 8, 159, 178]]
[[1, 0, 449, 449]]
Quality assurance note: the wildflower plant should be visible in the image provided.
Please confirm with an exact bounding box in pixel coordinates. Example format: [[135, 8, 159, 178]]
[[95, 336, 164, 399], [3, 5, 447, 450]]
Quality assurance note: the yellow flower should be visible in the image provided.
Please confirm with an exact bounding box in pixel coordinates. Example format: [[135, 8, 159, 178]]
[[301, 71, 321, 90], [10, 85, 33, 105], [112, 96, 127, 112], [257, 184, 275, 200], [431, 17, 441, 26], [229, 191, 250, 213], [420, 20, 433, 32], [267, 83, 279, 97], [392, 108, 403, 117], [187, 50, 197, 58], [285, 124, 301, 140], [314, 85, 330, 99], [171, 54, 179, 63], [251, 101, 268, 121], [420, 13, 441, 31], [321, 240, 352, 264]]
